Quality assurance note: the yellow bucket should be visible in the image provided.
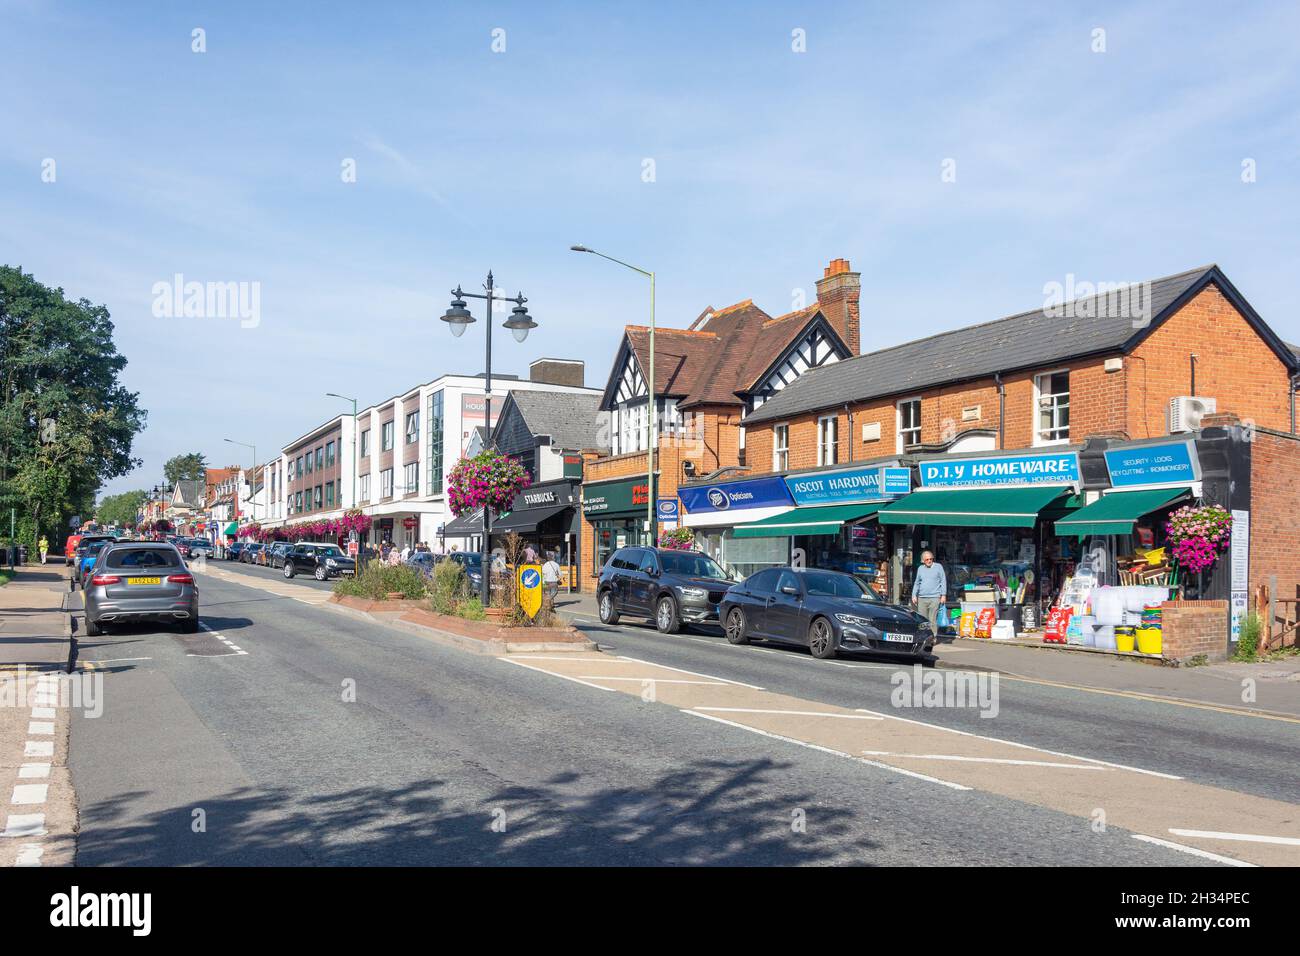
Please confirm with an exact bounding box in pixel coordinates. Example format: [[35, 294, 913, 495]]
[[1115, 627, 1136, 653], [1136, 627, 1162, 655]]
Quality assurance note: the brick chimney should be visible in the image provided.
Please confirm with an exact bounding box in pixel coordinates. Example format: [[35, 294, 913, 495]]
[[814, 257, 860, 355], [529, 358, 585, 387]]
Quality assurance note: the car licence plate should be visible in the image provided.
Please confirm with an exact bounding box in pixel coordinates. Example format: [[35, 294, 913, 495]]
[[128, 577, 161, 585], [883, 632, 913, 643]]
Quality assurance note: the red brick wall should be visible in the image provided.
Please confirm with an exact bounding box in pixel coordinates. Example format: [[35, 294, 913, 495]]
[[1160, 600, 1229, 662], [1127, 283, 1291, 438], [1248, 427, 1300, 613]]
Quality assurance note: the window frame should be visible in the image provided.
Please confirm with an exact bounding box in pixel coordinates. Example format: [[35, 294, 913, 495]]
[[896, 396, 922, 452], [1033, 369, 1071, 446], [817, 414, 839, 467], [772, 423, 790, 472]]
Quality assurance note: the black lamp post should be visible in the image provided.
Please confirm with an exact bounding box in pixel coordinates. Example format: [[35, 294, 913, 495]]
[[441, 271, 537, 605]]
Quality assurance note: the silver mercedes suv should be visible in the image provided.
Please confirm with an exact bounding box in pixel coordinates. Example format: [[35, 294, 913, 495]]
[[83, 541, 199, 636]]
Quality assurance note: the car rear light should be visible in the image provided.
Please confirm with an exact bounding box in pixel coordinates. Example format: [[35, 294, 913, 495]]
[[167, 573, 194, 584], [90, 574, 121, 586]]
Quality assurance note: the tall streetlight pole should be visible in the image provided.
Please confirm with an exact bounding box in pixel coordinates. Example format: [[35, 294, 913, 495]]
[[441, 272, 538, 606], [223, 438, 258, 524], [570, 245, 656, 543]]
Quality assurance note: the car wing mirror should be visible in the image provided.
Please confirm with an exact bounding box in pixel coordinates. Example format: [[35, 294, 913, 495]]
[[780, 585, 800, 596]]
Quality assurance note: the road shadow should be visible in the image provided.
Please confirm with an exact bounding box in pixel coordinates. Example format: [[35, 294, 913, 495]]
[[74, 758, 881, 866]]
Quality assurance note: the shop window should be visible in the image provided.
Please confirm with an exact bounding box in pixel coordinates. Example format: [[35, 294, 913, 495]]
[[897, 398, 921, 451], [773, 424, 789, 471], [1035, 370, 1070, 445], [817, 415, 838, 466]]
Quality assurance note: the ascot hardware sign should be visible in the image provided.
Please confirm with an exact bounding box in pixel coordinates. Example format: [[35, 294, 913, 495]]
[[1103, 440, 1200, 488], [917, 451, 1081, 489], [678, 475, 794, 514], [785, 466, 911, 505]]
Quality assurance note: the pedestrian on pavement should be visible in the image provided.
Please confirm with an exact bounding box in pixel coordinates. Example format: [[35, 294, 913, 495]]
[[541, 551, 561, 609], [400, 542, 411, 562], [910, 549, 947, 636], [523, 544, 537, 564], [38, 535, 49, 565]]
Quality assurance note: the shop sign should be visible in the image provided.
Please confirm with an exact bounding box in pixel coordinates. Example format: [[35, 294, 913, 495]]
[[1104, 440, 1199, 488], [785, 465, 911, 505], [1230, 508, 1250, 644], [656, 498, 679, 521], [582, 477, 654, 516], [918, 451, 1080, 488], [678, 475, 794, 514], [516, 482, 576, 510], [563, 455, 584, 479]]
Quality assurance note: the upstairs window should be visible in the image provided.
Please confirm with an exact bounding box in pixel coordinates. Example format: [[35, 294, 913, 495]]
[[817, 415, 838, 466], [773, 424, 789, 471], [897, 398, 921, 451], [1035, 370, 1070, 445]]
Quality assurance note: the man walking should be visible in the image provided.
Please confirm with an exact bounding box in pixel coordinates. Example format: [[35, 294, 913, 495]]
[[541, 551, 562, 609], [910, 550, 947, 636], [38, 535, 49, 565]]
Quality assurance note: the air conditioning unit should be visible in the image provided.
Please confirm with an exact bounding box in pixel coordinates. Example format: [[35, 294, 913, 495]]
[[1167, 396, 1217, 433]]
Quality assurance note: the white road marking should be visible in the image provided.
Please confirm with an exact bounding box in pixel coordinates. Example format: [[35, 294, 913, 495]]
[[17, 764, 49, 779], [1167, 828, 1300, 847], [853, 707, 1182, 780], [614, 655, 765, 690], [861, 751, 1111, 771], [499, 658, 617, 692], [23, 741, 53, 758], [685, 637, 896, 670], [579, 676, 730, 685], [683, 710, 971, 791], [504, 656, 613, 662], [1131, 834, 1256, 867], [27, 722, 54, 736], [695, 706, 883, 720], [29, 708, 56, 719], [11, 785, 47, 805], [14, 843, 44, 866], [0, 814, 46, 838]]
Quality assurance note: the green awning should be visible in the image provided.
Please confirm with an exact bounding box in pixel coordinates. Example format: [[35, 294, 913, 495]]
[[732, 502, 887, 538], [877, 486, 1074, 528], [1053, 487, 1190, 537], [224, 522, 239, 536]]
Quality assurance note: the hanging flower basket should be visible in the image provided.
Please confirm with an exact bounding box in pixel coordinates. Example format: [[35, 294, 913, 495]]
[[447, 451, 531, 517], [1165, 504, 1232, 574], [659, 527, 695, 551]]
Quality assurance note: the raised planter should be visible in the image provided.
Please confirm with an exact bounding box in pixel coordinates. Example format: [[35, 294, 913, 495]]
[[401, 606, 588, 644], [330, 593, 414, 614]]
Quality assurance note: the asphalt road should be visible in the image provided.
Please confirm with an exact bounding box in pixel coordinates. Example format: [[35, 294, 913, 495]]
[[65, 570, 1293, 865]]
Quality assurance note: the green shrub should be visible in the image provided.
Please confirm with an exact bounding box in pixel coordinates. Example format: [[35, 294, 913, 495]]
[[1234, 612, 1262, 661], [458, 597, 486, 621], [333, 561, 428, 600], [429, 559, 470, 614]]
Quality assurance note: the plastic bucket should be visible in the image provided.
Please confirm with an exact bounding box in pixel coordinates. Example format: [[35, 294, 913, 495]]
[[1136, 628, 1162, 655], [1115, 627, 1136, 653]]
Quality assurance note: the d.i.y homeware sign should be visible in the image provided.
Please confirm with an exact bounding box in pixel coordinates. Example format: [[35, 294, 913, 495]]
[[917, 451, 1080, 489]]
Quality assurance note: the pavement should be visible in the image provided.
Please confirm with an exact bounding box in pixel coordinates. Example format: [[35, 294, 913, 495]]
[[0, 564, 78, 866], [61, 561, 1300, 866], [554, 591, 1300, 719]]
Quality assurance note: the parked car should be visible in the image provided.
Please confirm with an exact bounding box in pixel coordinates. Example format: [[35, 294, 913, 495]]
[[82, 541, 198, 636], [73, 535, 117, 587], [64, 533, 82, 566], [443, 551, 493, 593], [265, 542, 294, 568], [405, 551, 440, 579], [175, 539, 192, 558], [596, 547, 735, 634], [720, 567, 935, 661], [225, 541, 245, 562], [282, 543, 355, 580], [239, 542, 265, 564]]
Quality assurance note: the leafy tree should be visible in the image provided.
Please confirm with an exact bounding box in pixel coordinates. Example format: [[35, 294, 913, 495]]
[[164, 452, 208, 484], [96, 489, 149, 527], [0, 266, 146, 551]]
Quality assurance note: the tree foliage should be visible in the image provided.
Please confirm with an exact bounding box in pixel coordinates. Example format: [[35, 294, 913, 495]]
[[0, 266, 146, 549], [164, 452, 207, 484], [96, 489, 149, 527]]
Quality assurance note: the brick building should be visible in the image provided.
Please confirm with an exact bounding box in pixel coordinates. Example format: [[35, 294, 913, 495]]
[[579, 258, 862, 579]]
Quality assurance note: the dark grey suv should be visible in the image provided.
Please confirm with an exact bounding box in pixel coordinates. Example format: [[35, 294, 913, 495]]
[[596, 547, 735, 633]]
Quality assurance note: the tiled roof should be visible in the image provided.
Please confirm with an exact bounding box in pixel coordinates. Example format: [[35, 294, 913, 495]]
[[745, 265, 1272, 426], [506, 391, 607, 450]]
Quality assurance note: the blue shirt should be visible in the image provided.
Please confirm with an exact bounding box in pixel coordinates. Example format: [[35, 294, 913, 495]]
[[911, 562, 947, 600]]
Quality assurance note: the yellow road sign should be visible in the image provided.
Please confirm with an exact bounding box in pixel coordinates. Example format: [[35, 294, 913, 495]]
[[518, 563, 543, 619]]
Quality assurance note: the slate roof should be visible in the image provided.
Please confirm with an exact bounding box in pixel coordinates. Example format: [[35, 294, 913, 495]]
[[746, 265, 1292, 427], [505, 391, 607, 450], [618, 300, 846, 410]]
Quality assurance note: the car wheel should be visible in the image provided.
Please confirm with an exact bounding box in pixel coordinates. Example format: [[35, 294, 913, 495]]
[[314, 565, 327, 581], [655, 595, 681, 634], [284, 562, 295, 579], [84, 617, 101, 638], [808, 616, 837, 659], [597, 590, 620, 625], [917, 654, 936, 668], [724, 607, 749, 645]]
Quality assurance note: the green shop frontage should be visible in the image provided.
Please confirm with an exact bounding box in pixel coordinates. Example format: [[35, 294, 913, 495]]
[[582, 474, 658, 575]]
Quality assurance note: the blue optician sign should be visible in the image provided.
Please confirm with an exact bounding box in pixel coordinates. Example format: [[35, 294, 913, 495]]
[[918, 451, 1080, 488], [785, 466, 912, 505], [678, 475, 795, 514], [1104, 440, 1199, 488], [656, 498, 679, 520]]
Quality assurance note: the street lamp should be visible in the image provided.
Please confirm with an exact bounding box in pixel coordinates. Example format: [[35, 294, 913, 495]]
[[570, 244, 657, 543], [441, 271, 538, 605], [224, 438, 258, 523]]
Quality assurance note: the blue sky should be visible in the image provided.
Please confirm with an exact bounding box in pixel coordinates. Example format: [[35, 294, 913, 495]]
[[3, 1, 1298, 499]]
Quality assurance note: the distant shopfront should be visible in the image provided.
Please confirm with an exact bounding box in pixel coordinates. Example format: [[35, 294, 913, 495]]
[[583, 475, 657, 574], [494, 478, 582, 567]]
